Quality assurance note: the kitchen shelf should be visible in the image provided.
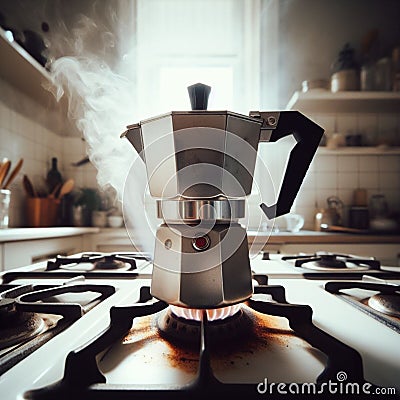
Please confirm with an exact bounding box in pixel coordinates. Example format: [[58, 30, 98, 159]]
[[0, 27, 58, 109], [0, 27, 80, 136], [286, 90, 400, 113], [317, 146, 400, 155]]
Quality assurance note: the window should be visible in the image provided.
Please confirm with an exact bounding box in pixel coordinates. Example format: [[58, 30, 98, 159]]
[[134, 0, 261, 117]]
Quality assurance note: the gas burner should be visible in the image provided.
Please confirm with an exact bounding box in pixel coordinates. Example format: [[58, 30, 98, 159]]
[[46, 252, 148, 272], [0, 289, 45, 349], [282, 252, 381, 270], [368, 294, 400, 318], [325, 281, 400, 333], [93, 255, 128, 270], [0, 282, 115, 375], [158, 304, 252, 344]]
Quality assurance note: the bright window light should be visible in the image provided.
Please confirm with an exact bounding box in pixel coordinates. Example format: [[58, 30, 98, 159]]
[[159, 66, 234, 110]]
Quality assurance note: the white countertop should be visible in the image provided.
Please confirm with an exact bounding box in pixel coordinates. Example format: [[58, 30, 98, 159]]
[[0, 227, 100, 243]]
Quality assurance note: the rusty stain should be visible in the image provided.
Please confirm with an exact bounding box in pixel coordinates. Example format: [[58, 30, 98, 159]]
[[119, 306, 305, 374]]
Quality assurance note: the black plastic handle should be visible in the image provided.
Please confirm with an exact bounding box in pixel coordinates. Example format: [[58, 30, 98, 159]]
[[260, 111, 324, 219], [187, 83, 211, 110]]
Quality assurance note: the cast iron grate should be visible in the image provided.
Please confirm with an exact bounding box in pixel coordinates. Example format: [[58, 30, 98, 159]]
[[0, 282, 115, 375], [24, 285, 371, 399], [325, 281, 400, 333]]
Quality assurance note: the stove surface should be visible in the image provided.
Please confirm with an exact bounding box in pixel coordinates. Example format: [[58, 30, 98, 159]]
[[0, 252, 398, 399]]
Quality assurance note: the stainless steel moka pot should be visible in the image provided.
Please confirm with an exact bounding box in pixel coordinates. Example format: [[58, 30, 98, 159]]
[[122, 83, 324, 309]]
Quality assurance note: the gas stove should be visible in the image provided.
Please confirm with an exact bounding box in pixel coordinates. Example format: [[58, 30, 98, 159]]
[[0, 252, 398, 399]]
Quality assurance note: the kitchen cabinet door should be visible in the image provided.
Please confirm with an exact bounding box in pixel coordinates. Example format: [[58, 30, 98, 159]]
[[3, 236, 84, 270]]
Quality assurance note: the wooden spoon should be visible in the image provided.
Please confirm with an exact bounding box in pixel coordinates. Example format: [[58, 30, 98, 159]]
[[57, 179, 74, 200], [0, 160, 11, 188], [3, 158, 24, 189], [48, 182, 62, 199], [23, 175, 37, 197]]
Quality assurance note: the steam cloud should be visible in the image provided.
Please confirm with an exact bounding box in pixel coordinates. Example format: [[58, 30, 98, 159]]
[[46, 11, 156, 255]]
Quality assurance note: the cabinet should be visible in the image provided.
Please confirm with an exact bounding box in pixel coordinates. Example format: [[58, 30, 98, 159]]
[[85, 228, 138, 253], [1, 236, 84, 270]]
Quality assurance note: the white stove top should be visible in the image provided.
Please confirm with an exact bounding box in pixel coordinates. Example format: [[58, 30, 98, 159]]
[[0, 253, 398, 399]]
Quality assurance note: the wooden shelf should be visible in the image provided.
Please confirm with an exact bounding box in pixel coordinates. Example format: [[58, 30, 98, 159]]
[[317, 146, 400, 156], [286, 90, 400, 113]]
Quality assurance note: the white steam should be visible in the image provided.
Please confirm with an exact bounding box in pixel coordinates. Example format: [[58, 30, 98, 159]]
[[47, 13, 135, 195], [46, 12, 155, 255]]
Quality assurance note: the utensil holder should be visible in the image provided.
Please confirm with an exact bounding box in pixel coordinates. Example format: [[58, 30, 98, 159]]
[[26, 198, 60, 227]]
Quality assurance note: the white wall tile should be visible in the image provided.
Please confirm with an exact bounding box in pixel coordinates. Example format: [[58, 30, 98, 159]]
[[337, 189, 354, 207], [378, 155, 400, 172], [359, 155, 378, 172], [313, 114, 336, 133], [337, 155, 359, 172], [315, 171, 337, 189], [357, 113, 378, 146], [377, 114, 398, 146], [302, 171, 315, 188], [359, 172, 379, 189], [379, 172, 400, 190], [336, 114, 357, 135], [296, 188, 316, 207], [316, 189, 338, 209], [337, 171, 358, 189], [315, 155, 337, 172]]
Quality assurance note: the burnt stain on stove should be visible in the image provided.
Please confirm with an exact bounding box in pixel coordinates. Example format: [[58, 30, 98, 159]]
[[98, 303, 326, 382], [115, 305, 310, 375]]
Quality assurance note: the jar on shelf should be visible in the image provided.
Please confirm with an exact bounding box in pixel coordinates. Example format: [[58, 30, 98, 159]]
[[331, 43, 360, 92]]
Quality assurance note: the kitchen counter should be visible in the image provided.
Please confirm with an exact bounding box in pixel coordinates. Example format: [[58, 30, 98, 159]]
[[247, 229, 400, 244], [0, 227, 100, 243]]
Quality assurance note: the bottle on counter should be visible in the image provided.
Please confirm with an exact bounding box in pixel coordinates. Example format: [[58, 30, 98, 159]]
[[46, 157, 63, 194]]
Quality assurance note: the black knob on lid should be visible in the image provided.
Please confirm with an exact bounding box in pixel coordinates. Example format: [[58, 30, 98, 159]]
[[187, 83, 211, 110]]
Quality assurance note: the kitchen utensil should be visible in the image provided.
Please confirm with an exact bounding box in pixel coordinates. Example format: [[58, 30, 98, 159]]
[[122, 82, 324, 308], [26, 197, 59, 227], [71, 156, 90, 167], [0, 159, 11, 188], [22, 175, 37, 198], [3, 158, 24, 189], [57, 179, 74, 200], [48, 182, 62, 199], [320, 224, 370, 234]]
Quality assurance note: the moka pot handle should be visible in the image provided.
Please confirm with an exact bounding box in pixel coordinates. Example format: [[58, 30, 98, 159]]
[[250, 110, 324, 219]]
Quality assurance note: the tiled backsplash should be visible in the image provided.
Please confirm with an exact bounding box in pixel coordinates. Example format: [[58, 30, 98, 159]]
[[295, 111, 400, 229], [0, 79, 99, 227], [296, 152, 400, 229], [1, 77, 399, 230]]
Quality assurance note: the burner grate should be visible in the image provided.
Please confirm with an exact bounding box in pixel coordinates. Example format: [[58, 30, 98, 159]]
[[325, 281, 400, 333], [281, 252, 381, 270], [46, 253, 149, 272], [24, 286, 372, 399], [0, 283, 115, 375]]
